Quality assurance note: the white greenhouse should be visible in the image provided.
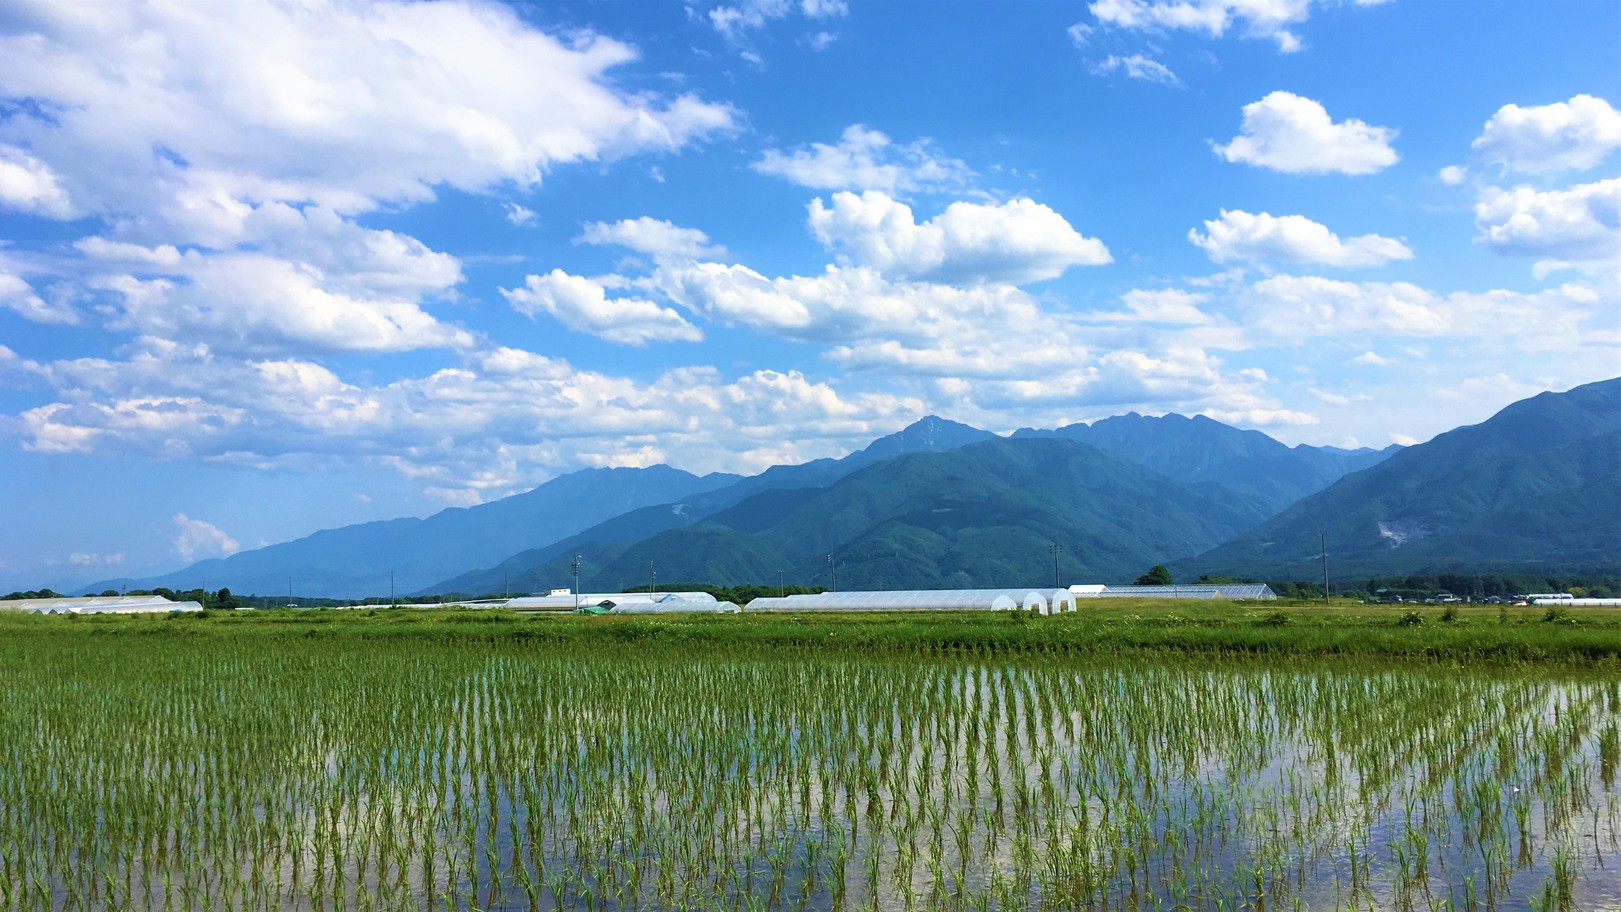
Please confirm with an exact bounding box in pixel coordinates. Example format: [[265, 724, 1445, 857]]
[[0, 595, 204, 615], [506, 591, 738, 613], [744, 588, 1076, 615], [1096, 584, 1277, 600]]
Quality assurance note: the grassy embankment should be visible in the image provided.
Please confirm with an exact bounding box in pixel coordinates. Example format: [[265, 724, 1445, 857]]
[[8, 598, 1619, 665]]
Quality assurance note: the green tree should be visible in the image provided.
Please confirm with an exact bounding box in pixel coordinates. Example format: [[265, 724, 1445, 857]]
[[1134, 565, 1172, 586]]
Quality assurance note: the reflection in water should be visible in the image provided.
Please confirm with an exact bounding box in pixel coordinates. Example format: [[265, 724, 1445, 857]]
[[2, 639, 1618, 910]]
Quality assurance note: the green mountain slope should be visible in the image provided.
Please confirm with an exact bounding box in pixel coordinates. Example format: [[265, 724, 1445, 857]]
[[493, 437, 1275, 593], [1179, 378, 1621, 579], [1016, 412, 1398, 513]]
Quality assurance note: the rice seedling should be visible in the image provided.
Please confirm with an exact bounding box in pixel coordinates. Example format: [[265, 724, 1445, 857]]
[[0, 616, 1616, 910]]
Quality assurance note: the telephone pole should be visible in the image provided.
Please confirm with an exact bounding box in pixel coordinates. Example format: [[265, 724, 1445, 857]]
[[1049, 542, 1064, 588], [1320, 532, 1330, 604], [389, 570, 395, 608], [828, 554, 836, 592], [571, 555, 581, 611], [649, 561, 656, 596]]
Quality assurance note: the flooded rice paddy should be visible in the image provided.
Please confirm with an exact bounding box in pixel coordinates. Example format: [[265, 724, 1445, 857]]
[[0, 633, 1617, 910]]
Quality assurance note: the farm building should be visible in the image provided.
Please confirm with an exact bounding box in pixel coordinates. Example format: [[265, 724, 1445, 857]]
[[0, 595, 204, 614], [744, 588, 1079, 615]]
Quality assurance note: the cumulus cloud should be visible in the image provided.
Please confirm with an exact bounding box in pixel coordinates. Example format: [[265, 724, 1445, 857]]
[[0, 0, 732, 356], [15, 341, 925, 484], [754, 125, 975, 193], [1473, 178, 1620, 263], [0, 1, 734, 224], [504, 269, 703, 346], [1214, 91, 1397, 175], [1090, 54, 1182, 87], [0, 261, 76, 325], [1188, 209, 1412, 266], [806, 190, 1111, 284], [1086, 0, 1389, 53], [97, 253, 474, 356], [1352, 350, 1394, 366], [1237, 275, 1601, 345], [0, 144, 74, 218], [1109, 289, 1215, 324], [1471, 94, 1621, 174], [577, 217, 726, 259], [172, 513, 240, 561]]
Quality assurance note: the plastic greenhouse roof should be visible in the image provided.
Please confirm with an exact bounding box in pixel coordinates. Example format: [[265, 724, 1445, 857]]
[[744, 588, 1058, 612], [1098, 584, 1276, 599]]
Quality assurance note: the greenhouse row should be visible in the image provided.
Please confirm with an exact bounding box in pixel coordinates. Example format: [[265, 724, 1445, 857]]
[[507, 591, 741, 613], [0, 595, 204, 614], [744, 589, 1079, 614]]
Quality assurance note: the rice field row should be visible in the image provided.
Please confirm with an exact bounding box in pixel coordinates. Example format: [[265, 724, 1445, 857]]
[[0, 629, 1616, 910]]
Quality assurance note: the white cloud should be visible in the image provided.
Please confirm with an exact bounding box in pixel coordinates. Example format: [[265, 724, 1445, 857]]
[[172, 513, 240, 562], [0, 0, 733, 357], [1213, 91, 1397, 175], [0, 261, 76, 325], [1471, 95, 1621, 174], [1084, 288, 1215, 324], [577, 217, 727, 259], [1438, 165, 1468, 186], [97, 252, 474, 356], [1308, 387, 1371, 405], [1202, 406, 1319, 427], [706, 0, 847, 41], [1352, 350, 1394, 366], [68, 552, 124, 567], [0, 1, 735, 226], [14, 341, 925, 482], [1388, 433, 1418, 446], [1473, 178, 1620, 263], [1090, 54, 1182, 87], [806, 190, 1111, 284], [1188, 209, 1412, 266], [1086, 0, 1382, 53], [0, 144, 74, 218], [754, 125, 975, 193], [1238, 275, 1603, 345], [504, 203, 537, 226], [503, 269, 703, 346]]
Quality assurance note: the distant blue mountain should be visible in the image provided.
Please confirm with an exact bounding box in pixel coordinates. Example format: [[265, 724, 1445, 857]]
[[80, 465, 739, 597]]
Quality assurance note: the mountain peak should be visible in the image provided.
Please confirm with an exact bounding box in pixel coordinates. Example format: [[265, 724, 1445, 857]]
[[866, 416, 996, 458]]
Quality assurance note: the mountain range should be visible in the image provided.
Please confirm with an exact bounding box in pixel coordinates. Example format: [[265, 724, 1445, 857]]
[[1177, 377, 1621, 580], [81, 378, 1621, 596]]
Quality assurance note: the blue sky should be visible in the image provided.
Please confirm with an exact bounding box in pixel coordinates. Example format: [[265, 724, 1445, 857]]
[[1, 0, 1617, 592]]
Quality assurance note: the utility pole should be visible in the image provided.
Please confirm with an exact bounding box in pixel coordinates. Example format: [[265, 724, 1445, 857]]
[[1049, 542, 1064, 588], [571, 555, 581, 611], [389, 570, 395, 608], [288, 576, 293, 605], [649, 561, 656, 596], [1320, 532, 1330, 604], [828, 554, 836, 592], [778, 570, 784, 598]]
